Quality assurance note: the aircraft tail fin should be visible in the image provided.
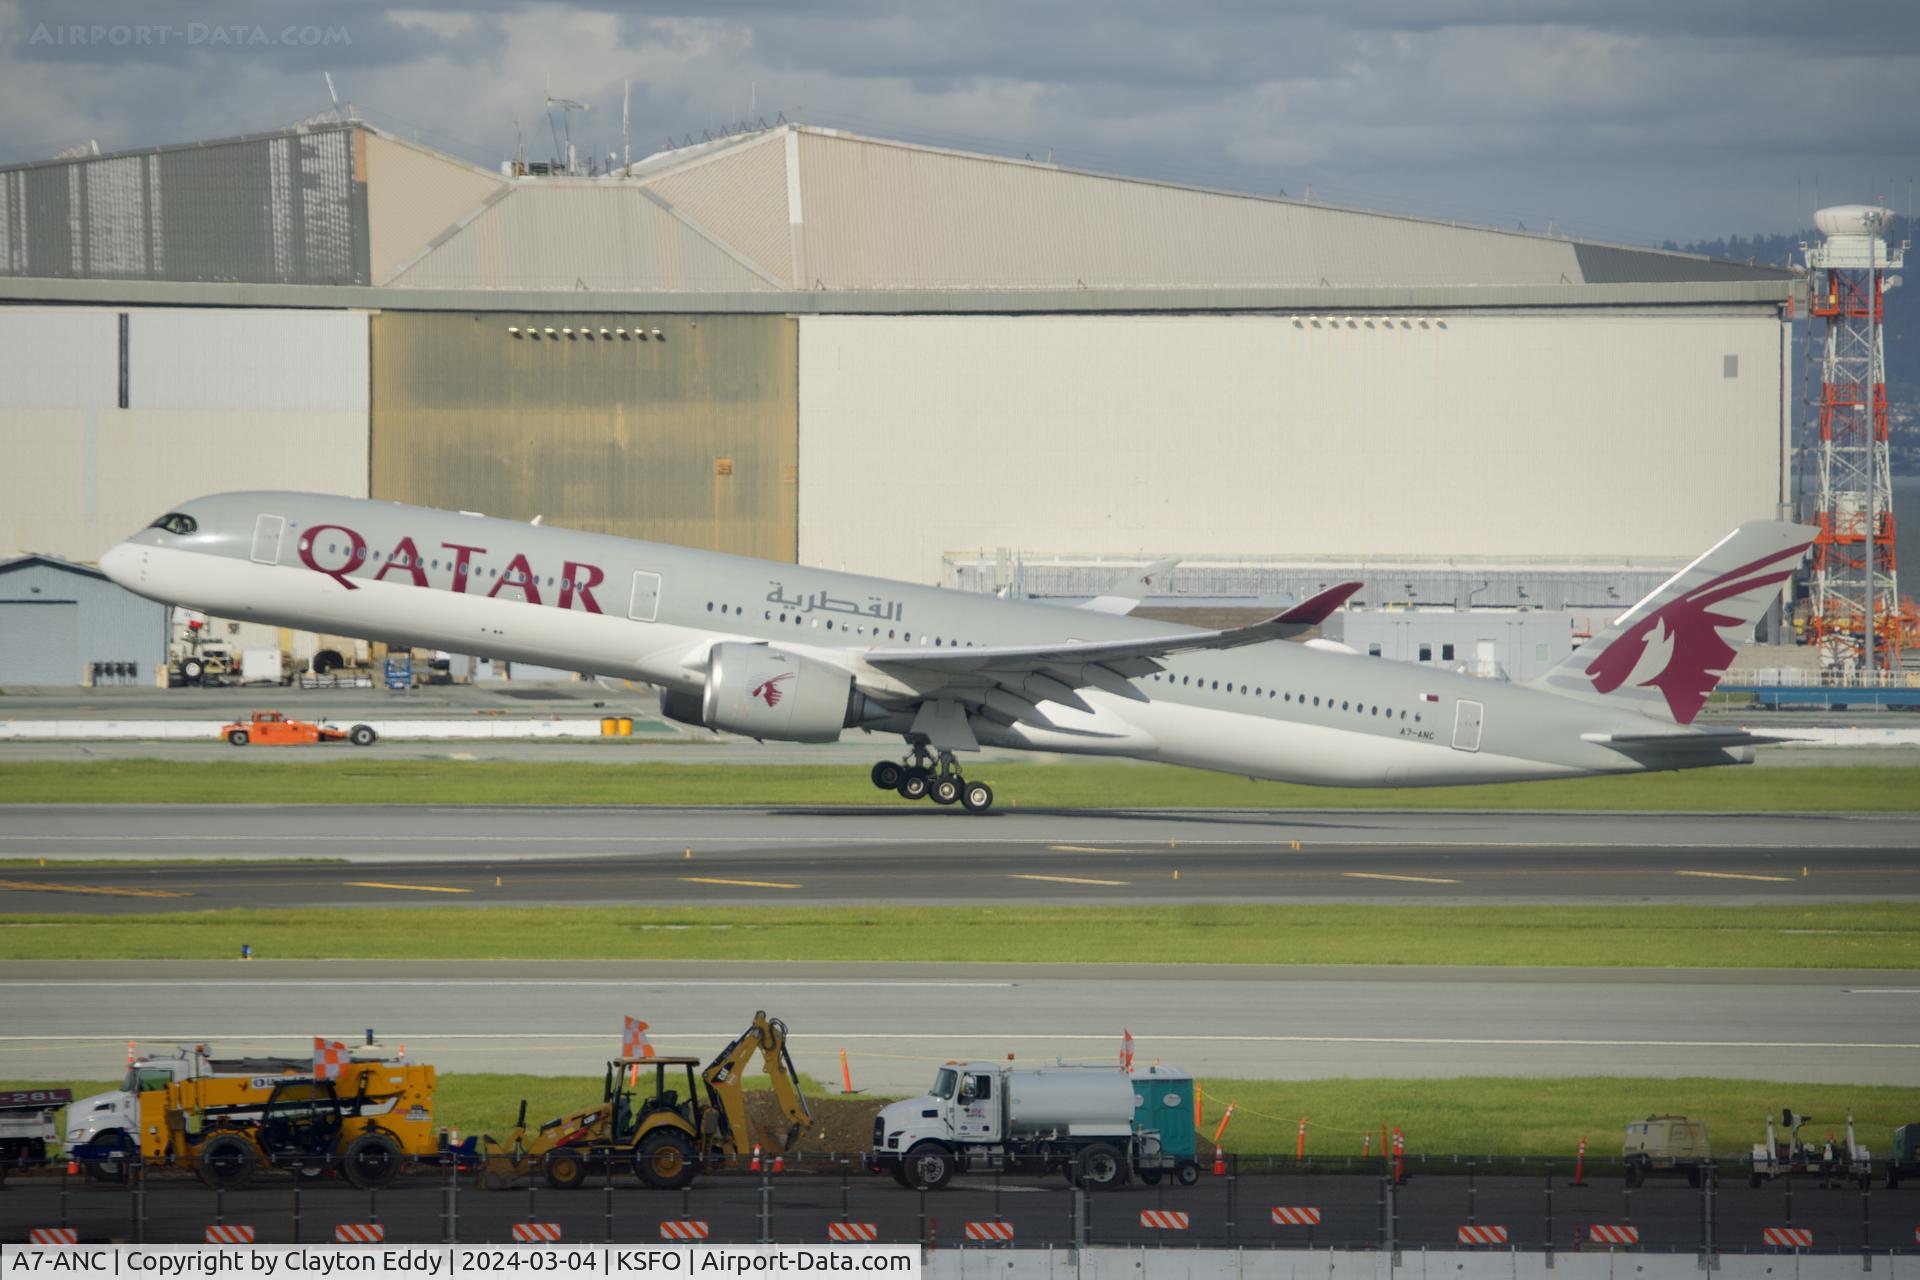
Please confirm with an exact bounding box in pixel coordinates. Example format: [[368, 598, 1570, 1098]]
[[1530, 521, 1814, 725]]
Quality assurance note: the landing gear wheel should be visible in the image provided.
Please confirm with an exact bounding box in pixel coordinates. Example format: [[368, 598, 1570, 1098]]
[[182, 658, 206, 684], [544, 1148, 589, 1190], [871, 761, 904, 791], [1073, 1143, 1127, 1190], [897, 771, 931, 801], [634, 1130, 697, 1190], [348, 724, 377, 747], [196, 1132, 258, 1190], [902, 1142, 956, 1190], [226, 730, 249, 746], [930, 776, 961, 806], [960, 781, 994, 812], [342, 1131, 404, 1189]]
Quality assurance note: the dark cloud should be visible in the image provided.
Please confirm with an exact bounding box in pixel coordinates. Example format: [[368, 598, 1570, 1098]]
[[2, 0, 1916, 243]]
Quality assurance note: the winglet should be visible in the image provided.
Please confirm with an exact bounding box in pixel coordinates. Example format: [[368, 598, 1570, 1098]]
[[1272, 581, 1362, 626]]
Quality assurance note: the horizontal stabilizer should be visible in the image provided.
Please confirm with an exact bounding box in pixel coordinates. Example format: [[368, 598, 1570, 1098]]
[[1078, 559, 1179, 616], [1582, 730, 1789, 750]]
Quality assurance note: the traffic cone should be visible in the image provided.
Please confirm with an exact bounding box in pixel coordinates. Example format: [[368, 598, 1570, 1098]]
[[750, 1144, 762, 1173], [66, 1158, 79, 1175], [771, 1152, 785, 1174], [1211, 1147, 1225, 1176]]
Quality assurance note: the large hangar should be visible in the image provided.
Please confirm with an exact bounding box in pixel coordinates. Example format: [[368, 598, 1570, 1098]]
[[2, 120, 1794, 631]]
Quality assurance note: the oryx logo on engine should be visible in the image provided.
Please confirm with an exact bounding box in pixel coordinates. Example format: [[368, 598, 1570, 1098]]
[[751, 673, 793, 708]]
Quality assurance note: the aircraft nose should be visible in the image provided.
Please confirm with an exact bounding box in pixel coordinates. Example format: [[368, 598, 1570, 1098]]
[[99, 542, 139, 588]]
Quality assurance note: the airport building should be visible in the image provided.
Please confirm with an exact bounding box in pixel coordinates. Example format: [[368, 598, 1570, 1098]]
[[0, 120, 1797, 680]]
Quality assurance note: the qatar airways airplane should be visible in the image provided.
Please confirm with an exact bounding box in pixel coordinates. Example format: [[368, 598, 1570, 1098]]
[[101, 492, 1811, 812]]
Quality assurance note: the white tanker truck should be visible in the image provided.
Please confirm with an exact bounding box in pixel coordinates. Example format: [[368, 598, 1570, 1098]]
[[872, 1060, 1200, 1190]]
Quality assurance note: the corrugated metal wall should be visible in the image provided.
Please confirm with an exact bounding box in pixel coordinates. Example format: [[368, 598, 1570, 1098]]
[[0, 126, 368, 284], [0, 306, 369, 562], [798, 312, 1787, 583], [0, 561, 167, 685], [369, 312, 798, 559]]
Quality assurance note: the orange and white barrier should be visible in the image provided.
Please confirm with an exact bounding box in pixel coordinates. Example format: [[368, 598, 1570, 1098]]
[[659, 1221, 711, 1241], [511, 1223, 563, 1243], [827, 1223, 880, 1242], [334, 1224, 385, 1243], [28, 1228, 79, 1245], [1587, 1225, 1639, 1246], [1763, 1227, 1813, 1249], [1139, 1210, 1190, 1230], [205, 1225, 256, 1244], [1457, 1225, 1509, 1246], [964, 1221, 1015, 1242], [1271, 1207, 1323, 1226]]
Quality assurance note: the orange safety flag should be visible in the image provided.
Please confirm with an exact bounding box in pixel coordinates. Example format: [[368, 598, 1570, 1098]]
[[313, 1036, 348, 1082], [623, 1017, 655, 1060], [1120, 1029, 1134, 1072]]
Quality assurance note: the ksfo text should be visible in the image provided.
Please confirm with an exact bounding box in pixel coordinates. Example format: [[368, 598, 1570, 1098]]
[[609, 1250, 913, 1274]]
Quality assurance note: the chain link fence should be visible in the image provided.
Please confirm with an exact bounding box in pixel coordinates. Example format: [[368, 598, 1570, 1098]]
[[4, 1153, 1917, 1252]]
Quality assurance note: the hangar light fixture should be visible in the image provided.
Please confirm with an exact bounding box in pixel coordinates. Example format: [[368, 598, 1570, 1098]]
[[543, 327, 556, 336], [650, 328, 663, 338], [599, 328, 612, 337], [616, 328, 629, 338], [507, 326, 521, 336]]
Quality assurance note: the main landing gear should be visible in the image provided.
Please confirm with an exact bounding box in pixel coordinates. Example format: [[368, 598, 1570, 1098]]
[[870, 746, 994, 812]]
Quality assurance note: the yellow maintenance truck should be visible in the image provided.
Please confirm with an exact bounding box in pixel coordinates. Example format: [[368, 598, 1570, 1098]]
[[480, 1010, 811, 1191], [132, 1059, 441, 1189]]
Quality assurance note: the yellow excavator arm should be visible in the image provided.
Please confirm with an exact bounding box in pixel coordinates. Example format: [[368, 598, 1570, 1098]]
[[701, 1010, 812, 1155]]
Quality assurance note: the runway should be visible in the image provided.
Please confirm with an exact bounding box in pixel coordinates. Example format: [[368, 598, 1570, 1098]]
[[1, 804, 1916, 908], [3, 960, 1915, 1089]]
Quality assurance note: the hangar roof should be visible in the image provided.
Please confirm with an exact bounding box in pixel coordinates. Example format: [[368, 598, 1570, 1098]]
[[1, 120, 1793, 303]]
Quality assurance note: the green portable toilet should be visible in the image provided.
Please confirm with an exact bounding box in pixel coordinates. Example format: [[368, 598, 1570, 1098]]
[[1131, 1064, 1196, 1158]]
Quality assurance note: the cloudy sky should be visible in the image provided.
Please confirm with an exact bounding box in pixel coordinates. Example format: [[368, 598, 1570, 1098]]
[[4, 0, 1918, 247]]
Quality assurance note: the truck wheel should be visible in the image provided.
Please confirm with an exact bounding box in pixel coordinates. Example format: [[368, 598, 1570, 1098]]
[[902, 1142, 956, 1190], [197, 1133, 258, 1189], [348, 724, 377, 746], [84, 1129, 133, 1182], [544, 1148, 589, 1190], [342, 1131, 404, 1189], [1074, 1143, 1127, 1190], [634, 1131, 697, 1190], [1176, 1162, 1200, 1186], [1624, 1162, 1644, 1188], [226, 730, 249, 746], [1137, 1168, 1162, 1186], [183, 659, 205, 683]]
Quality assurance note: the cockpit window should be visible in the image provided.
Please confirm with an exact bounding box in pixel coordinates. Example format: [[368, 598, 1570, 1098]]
[[148, 513, 197, 536]]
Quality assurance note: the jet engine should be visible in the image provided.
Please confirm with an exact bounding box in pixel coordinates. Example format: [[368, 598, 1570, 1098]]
[[689, 643, 882, 743]]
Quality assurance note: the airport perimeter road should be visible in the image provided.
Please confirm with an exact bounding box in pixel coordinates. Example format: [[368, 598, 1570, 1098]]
[[1, 961, 1915, 1089], [0, 805, 1916, 907]]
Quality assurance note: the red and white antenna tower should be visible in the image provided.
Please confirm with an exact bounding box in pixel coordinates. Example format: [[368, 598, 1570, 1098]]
[[1802, 205, 1906, 671]]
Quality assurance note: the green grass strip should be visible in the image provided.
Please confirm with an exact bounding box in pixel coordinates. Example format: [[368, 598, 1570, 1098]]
[[2, 903, 1915, 966], [17, 1074, 1915, 1158], [2, 760, 1917, 810]]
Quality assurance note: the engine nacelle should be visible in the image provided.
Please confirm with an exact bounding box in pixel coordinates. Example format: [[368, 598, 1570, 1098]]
[[658, 688, 707, 728], [702, 643, 866, 743]]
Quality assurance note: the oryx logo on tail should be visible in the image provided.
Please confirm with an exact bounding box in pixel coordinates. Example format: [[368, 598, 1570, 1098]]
[[751, 673, 793, 708], [1582, 541, 1809, 725]]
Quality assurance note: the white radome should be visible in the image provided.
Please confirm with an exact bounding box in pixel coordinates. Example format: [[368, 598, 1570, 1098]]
[[1814, 205, 1895, 238]]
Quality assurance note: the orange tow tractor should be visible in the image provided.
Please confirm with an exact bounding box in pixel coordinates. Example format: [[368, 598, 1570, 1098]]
[[222, 710, 378, 747]]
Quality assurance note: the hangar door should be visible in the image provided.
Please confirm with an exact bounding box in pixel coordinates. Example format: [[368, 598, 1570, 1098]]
[[0, 601, 79, 685]]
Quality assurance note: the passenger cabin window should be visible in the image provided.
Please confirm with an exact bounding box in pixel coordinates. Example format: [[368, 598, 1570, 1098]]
[[1418, 645, 1432, 662], [149, 513, 197, 535], [1442, 644, 1456, 661]]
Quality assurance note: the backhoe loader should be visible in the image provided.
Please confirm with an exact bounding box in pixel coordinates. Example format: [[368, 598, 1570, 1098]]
[[478, 1010, 811, 1191]]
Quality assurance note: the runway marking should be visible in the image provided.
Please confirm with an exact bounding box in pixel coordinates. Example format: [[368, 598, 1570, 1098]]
[[1047, 845, 1126, 853], [344, 881, 471, 895], [1674, 870, 1793, 883], [0, 880, 189, 899], [1342, 872, 1460, 885], [2, 1032, 1914, 1050], [680, 877, 801, 890], [1846, 989, 1920, 995], [1010, 873, 1131, 887]]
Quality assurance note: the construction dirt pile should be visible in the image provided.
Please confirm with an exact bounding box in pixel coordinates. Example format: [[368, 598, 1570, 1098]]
[[744, 1090, 886, 1157]]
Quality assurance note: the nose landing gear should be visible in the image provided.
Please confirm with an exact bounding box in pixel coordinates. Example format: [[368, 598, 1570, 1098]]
[[869, 745, 994, 812]]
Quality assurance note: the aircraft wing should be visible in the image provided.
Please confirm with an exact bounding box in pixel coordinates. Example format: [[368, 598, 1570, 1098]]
[[862, 582, 1362, 730]]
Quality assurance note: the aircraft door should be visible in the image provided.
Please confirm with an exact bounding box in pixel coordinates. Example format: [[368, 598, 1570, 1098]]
[[628, 571, 661, 622], [1452, 700, 1484, 752], [249, 514, 286, 565], [955, 1071, 999, 1140]]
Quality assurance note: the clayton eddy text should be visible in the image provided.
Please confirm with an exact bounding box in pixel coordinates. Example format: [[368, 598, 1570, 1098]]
[[1, 1250, 918, 1280]]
